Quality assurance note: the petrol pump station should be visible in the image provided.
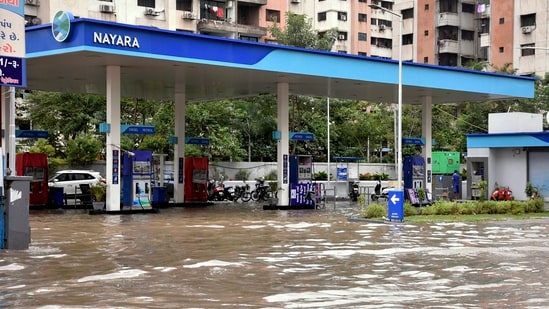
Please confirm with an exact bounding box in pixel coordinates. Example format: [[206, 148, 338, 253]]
[[121, 150, 153, 208]]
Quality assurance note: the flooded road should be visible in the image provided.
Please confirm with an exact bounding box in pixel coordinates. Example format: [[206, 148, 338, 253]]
[[1, 203, 549, 308]]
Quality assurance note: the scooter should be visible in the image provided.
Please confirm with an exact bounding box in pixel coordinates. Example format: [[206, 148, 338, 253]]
[[349, 181, 360, 201], [207, 177, 226, 201], [371, 180, 393, 201]]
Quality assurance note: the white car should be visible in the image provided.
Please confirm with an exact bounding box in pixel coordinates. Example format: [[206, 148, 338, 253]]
[[48, 170, 105, 195]]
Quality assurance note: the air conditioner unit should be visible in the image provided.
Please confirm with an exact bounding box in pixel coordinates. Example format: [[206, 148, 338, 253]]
[[522, 26, 532, 34], [341, 15, 347, 21], [338, 34, 345, 40], [145, 8, 159, 16], [379, 24, 387, 30], [25, 0, 40, 6], [100, 4, 115, 13], [182, 11, 196, 20]]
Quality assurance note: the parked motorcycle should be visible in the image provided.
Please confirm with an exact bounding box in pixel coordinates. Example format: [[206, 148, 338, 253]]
[[349, 181, 360, 201], [234, 182, 252, 202], [251, 178, 274, 201], [207, 177, 226, 201], [371, 180, 393, 201], [491, 186, 513, 201]]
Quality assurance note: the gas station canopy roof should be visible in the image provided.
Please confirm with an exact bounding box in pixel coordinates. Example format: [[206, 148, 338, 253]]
[[25, 18, 535, 103]]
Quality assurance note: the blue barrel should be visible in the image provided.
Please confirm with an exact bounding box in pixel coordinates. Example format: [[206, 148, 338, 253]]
[[49, 187, 64, 207], [152, 187, 166, 205]]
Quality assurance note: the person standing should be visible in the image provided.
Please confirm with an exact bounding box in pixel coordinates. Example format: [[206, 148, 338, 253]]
[[452, 170, 461, 201]]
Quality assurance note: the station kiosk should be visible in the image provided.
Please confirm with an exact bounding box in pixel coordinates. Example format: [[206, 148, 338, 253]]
[[16, 153, 48, 207]]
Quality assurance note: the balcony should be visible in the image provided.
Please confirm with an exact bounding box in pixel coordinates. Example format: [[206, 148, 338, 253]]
[[438, 13, 459, 27], [197, 19, 266, 37], [238, 0, 267, 5], [438, 39, 459, 54]]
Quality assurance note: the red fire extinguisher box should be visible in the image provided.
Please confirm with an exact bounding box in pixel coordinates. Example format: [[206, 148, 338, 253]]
[[16, 153, 49, 207]]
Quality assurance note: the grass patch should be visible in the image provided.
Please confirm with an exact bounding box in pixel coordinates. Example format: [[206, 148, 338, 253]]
[[360, 198, 549, 222], [403, 212, 549, 223]]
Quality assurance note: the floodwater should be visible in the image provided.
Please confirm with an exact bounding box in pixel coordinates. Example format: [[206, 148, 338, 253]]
[[1, 203, 549, 309]]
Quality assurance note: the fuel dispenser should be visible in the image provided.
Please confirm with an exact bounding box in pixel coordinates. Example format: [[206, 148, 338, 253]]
[[16, 153, 49, 207], [289, 155, 316, 208], [403, 156, 425, 204], [122, 150, 153, 208]]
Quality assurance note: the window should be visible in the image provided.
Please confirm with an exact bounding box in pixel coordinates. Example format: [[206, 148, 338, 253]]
[[358, 0, 367, 2], [499, 18, 504, 24], [423, 56, 429, 63], [403, 34, 413, 45], [176, 0, 192, 11], [138, 0, 155, 8], [521, 44, 535, 56], [358, 13, 367, 22], [462, 3, 474, 13], [424, 30, 429, 36], [520, 13, 536, 27], [338, 50, 347, 54], [461, 30, 474, 41], [240, 36, 259, 42], [318, 12, 327, 21], [358, 32, 367, 41], [337, 32, 348, 40], [402, 8, 413, 20], [371, 18, 377, 25], [358, 52, 367, 56], [266, 10, 280, 22], [499, 47, 504, 53], [425, 4, 429, 10], [338, 12, 348, 21]]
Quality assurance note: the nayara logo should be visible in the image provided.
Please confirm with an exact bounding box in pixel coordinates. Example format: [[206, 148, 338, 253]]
[[51, 11, 74, 42]]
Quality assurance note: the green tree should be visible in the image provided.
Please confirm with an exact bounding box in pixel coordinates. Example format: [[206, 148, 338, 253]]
[[268, 11, 337, 51], [65, 134, 102, 165]]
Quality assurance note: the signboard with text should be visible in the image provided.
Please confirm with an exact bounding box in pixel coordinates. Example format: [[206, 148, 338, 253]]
[[0, 1, 26, 87]]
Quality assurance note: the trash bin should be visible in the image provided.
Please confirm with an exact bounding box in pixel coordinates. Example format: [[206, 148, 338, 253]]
[[49, 187, 64, 207], [152, 187, 166, 206]]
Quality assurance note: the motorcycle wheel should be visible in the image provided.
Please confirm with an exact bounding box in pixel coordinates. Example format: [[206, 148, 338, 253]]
[[241, 192, 252, 202], [251, 190, 259, 201], [371, 194, 378, 201]]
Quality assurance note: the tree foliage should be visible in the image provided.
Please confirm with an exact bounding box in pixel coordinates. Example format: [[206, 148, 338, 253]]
[[268, 12, 337, 51]]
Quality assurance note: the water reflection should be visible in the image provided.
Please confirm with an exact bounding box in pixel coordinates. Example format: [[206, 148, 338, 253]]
[[0, 204, 548, 308]]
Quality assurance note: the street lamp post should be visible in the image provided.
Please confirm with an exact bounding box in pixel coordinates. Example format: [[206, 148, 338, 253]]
[[369, 3, 403, 190]]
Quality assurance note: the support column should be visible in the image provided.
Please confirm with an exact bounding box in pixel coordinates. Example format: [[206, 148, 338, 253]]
[[421, 96, 433, 195], [1, 87, 16, 175], [105, 66, 121, 211], [277, 82, 289, 207], [174, 84, 186, 204]]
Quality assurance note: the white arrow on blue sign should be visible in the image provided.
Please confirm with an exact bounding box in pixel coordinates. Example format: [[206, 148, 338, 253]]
[[387, 189, 404, 222]]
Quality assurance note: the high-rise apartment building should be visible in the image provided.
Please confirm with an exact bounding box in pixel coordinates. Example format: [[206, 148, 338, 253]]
[[22, 0, 549, 77]]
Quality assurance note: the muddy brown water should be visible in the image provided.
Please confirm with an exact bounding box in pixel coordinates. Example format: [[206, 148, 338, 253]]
[[1, 203, 548, 308]]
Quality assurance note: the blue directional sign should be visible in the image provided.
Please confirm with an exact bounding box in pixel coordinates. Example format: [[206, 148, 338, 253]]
[[15, 130, 48, 138], [185, 137, 210, 145], [387, 189, 404, 222], [290, 132, 314, 141], [121, 125, 155, 134], [402, 137, 424, 145]]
